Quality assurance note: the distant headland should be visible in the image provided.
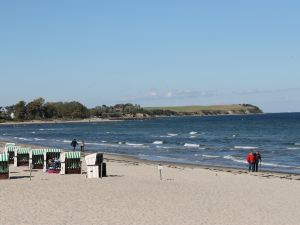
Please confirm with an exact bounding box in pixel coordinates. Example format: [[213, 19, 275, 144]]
[[0, 98, 263, 124]]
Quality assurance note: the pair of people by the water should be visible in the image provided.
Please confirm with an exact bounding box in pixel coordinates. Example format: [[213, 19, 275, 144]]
[[246, 151, 262, 172], [70, 139, 85, 152]]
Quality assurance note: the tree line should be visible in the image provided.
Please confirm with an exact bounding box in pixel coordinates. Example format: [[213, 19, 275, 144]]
[[0, 98, 175, 122]]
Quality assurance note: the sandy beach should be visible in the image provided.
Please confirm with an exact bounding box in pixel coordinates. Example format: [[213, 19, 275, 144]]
[[0, 141, 300, 225]]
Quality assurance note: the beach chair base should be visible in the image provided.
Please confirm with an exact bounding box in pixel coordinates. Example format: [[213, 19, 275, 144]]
[[48, 169, 60, 174], [0, 173, 9, 179], [66, 168, 81, 174], [17, 162, 29, 167], [33, 165, 44, 169]]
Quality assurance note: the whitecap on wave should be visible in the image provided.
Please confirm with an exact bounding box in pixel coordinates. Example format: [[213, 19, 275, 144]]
[[167, 133, 178, 137], [202, 154, 220, 158], [234, 146, 258, 150], [39, 128, 56, 131], [34, 138, 46, 141], [223, 155, 247, 164], [184, 143, 200, 148], [153, 141, 163, 145], [13, 137, 31, 141], [125, 142, 144, 147], [189, 131, 198, 135]]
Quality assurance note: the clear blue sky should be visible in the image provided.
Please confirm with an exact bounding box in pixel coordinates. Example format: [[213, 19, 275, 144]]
[[0, 1, 299, 112]]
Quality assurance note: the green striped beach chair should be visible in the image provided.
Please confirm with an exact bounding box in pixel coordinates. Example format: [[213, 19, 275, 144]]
[[60, 151, 81, 175], [15, 147, 31, 167], [29, 149, 45, 169], [44, 148, 62, 169], [5, 145, 20, 164], [0, 153, 9, 179]]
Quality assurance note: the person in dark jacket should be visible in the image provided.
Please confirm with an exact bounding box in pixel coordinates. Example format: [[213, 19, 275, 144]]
[[71, 139, 78, 150], [254, 151, 262, 172]]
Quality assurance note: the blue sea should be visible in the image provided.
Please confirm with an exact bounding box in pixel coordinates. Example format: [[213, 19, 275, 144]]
[[1, 113, 300, 173]]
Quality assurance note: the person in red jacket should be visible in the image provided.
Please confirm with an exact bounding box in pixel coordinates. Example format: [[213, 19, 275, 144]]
[[246, 151, 255, 172]]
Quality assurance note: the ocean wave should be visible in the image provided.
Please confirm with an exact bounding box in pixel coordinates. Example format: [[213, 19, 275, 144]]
[[63, 140, 72, 143], [167, 133, 178, 137], [189, 131, 198, 135], [156, 146, 172, 149], [34, 138, 47, 141], [223, 155, 247, 164], [295, 143, 300, 146], [202, 154, 220, 158], [234, 146, 258, 150], [190, 136, 196, 138], [13, 137, 31, 141], [125, 142, 144, 147], [39, 128, 56, 131], [31, 131, 36, 134], [184, 143, 200, 148], [261, 162, 299, 169], [287, 147, 300, 150], [153, 141, 163, 145]]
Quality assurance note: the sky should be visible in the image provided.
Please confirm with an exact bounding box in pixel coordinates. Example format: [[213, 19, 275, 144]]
[[0, 1, 299, 112]]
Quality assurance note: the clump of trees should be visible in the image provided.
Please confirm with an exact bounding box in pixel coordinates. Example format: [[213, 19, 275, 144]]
[[1, 98, 89, 121], [0, 98, 175, 122]]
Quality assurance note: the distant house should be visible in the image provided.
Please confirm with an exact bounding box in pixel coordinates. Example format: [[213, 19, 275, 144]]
[[114, 104, 124, 113], [10, 112, 15, 119]]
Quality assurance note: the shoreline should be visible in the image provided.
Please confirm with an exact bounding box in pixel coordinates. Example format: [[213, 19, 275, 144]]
[[0, 113, 267, 125], [0, 118, 122, 125], [1, 141, 299, 179]]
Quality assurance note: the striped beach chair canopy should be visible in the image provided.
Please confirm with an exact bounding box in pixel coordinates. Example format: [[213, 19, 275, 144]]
[[32, 149, 45, 155], [0, 153, 9, 162], [5, 143, 15, 148], [17, 147, 31, 155], [6, 145, 20, 152], [65, 152, 81, 159], [45, 148, 61, 153]]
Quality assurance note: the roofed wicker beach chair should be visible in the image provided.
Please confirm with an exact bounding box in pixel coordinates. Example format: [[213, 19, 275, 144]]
[[60, 151, 82, 175], [5, 145, 20, 164], [44, 148, 62, 170], [0, 153, 9, 179], [15, 147, 31, 167], [29, 149, 45, 169]]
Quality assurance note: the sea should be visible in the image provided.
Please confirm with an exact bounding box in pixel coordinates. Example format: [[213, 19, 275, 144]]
[[1, 113, 300, 174]]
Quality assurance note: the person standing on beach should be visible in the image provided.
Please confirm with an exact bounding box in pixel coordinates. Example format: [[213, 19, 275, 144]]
[[254, 151, 262, 172], [80, 140, 85, 152], [71, 139, 78, 150], [246, 151, 255, 172]]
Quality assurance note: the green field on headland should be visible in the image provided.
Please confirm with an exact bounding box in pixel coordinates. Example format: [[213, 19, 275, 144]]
[[145, 104, 263, 115]]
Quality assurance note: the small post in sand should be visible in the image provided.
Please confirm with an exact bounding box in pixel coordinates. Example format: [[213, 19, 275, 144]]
[[158, 165, 163, 181], [29, 163, 33, 181]]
